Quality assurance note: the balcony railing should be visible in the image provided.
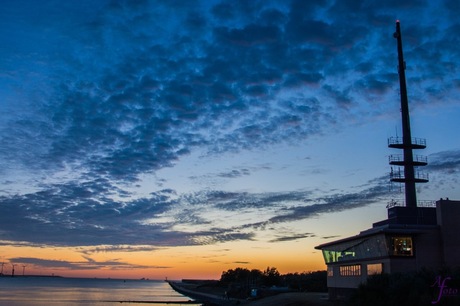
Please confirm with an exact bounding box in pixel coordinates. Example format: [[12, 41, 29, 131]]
[[390, 169, 429, 183], [388, 154, 428, 166], [386, 200, 436, 209], [388, 136, 426, 149]]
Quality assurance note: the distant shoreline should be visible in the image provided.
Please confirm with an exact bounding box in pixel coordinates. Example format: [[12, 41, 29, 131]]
[[0, 274, 63, 278], [0, 275, 170, 281]]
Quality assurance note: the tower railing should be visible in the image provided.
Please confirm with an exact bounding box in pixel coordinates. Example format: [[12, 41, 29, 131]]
[[388, 136, 426, 148], [386, 199, 436, 209], [389, 154, 428, 165], [390, 169, 429, 182]]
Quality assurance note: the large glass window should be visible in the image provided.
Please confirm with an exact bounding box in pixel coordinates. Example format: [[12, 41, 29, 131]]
[[339, 264, 361, 276], [389, 236, 413, 256], [321, 234, 388, 264], [367, 263, 383, 275]]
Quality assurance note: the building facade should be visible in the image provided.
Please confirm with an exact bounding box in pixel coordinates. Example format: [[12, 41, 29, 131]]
[[315, 21, 460, 300], [315, 199, 460, 299]]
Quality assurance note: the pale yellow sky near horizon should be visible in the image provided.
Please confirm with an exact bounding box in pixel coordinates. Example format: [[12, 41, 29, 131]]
[[2, 202, 386, 280]]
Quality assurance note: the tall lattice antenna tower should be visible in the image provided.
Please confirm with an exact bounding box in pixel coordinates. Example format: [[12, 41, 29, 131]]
[[388, 21, 429, 208]]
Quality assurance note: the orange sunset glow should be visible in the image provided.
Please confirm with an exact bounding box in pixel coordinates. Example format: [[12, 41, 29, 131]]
[[1, 0, 460, 285], [1, 236, 327, 279]]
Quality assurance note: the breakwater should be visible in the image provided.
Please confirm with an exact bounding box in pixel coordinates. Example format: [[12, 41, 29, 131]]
[[167, 281, 236, 305]]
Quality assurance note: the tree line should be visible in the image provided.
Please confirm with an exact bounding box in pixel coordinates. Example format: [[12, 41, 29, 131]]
[[219, 266, 327, 292]]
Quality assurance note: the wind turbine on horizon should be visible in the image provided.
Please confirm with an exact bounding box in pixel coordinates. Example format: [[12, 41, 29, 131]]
[[11, 264, 16, 277]]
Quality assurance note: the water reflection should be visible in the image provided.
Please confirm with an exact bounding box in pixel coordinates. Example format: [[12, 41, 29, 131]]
[[0, 277, 193, 305]]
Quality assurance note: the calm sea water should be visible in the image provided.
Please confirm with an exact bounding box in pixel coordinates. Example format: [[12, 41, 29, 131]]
[[0, 277, 195, 305]]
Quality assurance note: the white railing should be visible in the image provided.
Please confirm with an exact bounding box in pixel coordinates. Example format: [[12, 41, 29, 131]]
[[386, 200, 436, 209]]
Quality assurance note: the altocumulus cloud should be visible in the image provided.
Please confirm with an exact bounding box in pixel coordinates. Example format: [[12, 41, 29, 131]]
[[0, 0, 459, 249]]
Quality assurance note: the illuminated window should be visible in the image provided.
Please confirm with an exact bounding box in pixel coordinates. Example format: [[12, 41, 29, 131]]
[[327, 266, 333, 277], [367, 263, 383, 275], [339, 264, 361, 276], [320, 234, 388, 264], [390, 237, 413, 256]]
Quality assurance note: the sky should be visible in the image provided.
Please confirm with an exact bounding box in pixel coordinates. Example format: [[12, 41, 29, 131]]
[[0, 0, 459, 280]]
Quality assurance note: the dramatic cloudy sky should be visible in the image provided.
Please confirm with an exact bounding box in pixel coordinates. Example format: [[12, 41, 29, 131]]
[[0, 0, 459, 279]]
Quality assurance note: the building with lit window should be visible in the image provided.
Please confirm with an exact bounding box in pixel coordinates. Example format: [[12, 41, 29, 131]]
[[315, 21, 460, 300], [315, 199, 460, 299]]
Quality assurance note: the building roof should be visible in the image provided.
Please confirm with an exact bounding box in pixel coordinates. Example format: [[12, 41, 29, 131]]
[[314, 223, 439, 250]]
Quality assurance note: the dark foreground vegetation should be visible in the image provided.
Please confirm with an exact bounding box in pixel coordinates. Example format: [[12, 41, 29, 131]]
[[348, 267, 460, 306], [211, 266, 460, 305], [216, 267, 327, 299]]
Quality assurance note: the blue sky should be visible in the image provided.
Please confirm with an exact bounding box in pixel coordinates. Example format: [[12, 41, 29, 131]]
[[0, 0, 459, 277]]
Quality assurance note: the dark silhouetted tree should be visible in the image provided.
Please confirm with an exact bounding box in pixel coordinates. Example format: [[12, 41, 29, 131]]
[[262, 266, 281, 286]]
